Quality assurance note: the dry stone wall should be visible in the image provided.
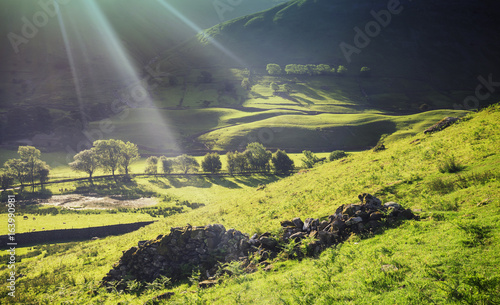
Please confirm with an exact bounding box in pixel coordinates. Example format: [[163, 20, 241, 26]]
[[102, 193, 417, 288]]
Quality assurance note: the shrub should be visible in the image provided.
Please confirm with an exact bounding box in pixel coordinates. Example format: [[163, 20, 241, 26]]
[[337, 65, 348, 76], [373, 143, 386, 152], [360, 66, 371, 77], [301, 150, 320, 168], [439, 157, 464, 173], [329, 150, 347, 161], [272, 150, 295, 175]]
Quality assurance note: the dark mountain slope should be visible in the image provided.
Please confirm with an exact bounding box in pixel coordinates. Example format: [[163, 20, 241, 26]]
[[160, 0, 500, 89]]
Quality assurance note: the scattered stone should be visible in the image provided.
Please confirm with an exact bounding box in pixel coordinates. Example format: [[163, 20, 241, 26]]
[[424, 117, 459, 134], [292, 217, 304, 229], [198, 280, 218, 288], [384, 202, 401, 209], [477, 199, 491, 207], [381, 264, 399, 272], [102, 194, 417, 290], [345, 217, 363, 226], [260, 236, 278, 249]]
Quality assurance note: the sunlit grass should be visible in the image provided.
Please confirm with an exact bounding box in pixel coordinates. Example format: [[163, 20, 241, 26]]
[[0, 105, 499, 304]]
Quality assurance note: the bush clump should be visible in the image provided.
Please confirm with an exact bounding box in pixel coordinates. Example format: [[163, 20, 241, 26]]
[[329, 150, 347, 161], [439, 157, 464, 173]]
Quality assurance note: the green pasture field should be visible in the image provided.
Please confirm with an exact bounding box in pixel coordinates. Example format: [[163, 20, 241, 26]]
[[1, 105, 498, 304]]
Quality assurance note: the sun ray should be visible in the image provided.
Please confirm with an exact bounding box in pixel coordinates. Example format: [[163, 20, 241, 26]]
[[54, 0, 180, 153], [54, 2, 86, 125], [155, 0, 247, 67]]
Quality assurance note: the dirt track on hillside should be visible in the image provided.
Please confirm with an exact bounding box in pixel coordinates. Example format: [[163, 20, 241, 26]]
[[40, 195, 157, 210]]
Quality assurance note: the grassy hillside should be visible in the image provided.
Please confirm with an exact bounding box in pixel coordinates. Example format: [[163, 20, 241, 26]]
[[163, 0, 500, 83], [3, 0, 498, 158], [85, 104, 467, 152], [0, 0, 283, 109], [1, 104, 498, 304]]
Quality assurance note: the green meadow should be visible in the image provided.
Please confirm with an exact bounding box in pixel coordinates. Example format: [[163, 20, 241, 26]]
[[1, 104, 498, 304]]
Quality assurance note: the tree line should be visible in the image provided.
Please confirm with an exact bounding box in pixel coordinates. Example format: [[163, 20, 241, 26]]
[[143, 142, 295, 177], [0, 139, 349, 189], [266, 63, 347, 76], [267, 63, 371, 77], [0, 140, 296, 189]]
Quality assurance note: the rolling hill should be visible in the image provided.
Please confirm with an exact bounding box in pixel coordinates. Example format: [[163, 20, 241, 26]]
[[1, 102, 499, 304], [1, 0, 500, 160]]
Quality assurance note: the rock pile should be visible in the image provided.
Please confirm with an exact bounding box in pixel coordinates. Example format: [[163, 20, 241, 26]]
[[102, 224, 250, 288], [102, 194, 417, 288], [424, 117, 459, 134], [279, 193, 417, 255]]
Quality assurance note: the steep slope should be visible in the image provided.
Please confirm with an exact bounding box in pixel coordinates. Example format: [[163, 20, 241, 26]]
[[160, 0, 500, 88], [0, 0, 285, 110], [1, 104, 498, 304]]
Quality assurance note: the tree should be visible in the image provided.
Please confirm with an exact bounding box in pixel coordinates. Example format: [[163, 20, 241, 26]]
[[271, 82, 280, 93], [160, 156, 173, 175], [93, 139, 123, 178], [316, 64, 333, 75], [201, 153, 222, 174], [69, 149, 99, 183], [174, 154, 199, 174], [244, 142, 272, 172], [301, 150, 320, 168], [272, 150, 294, 175], [285, 64, 297, 75], [329, 150, 348, 161], [4, 159, 27, 186], [226, 151, 248, 174], [337, 65, 348, 76], [145, 156, 159, 175], [3, 146, 50, 190], [0, 172, 14, 190], [37, 164, 50, 188], [360, 66, 371, 77], [241, 78, 251, 90], [266, 63, 282, 76], [18, 146, 42, 188], [306, 64, 319, 76], [120, 141, 139, 176], [283, 84, 293, 94]]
